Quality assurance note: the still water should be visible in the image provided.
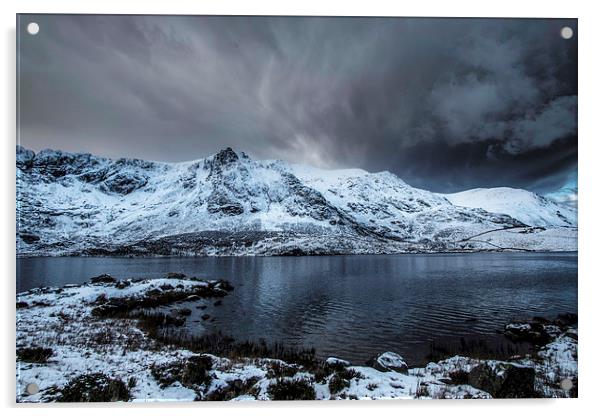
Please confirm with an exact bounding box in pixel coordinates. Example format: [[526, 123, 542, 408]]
[[17, 252, 577, 364]]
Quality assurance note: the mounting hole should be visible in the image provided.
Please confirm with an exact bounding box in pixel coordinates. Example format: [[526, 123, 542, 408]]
[[560, 26, 573, 40], [27, 22, 40, 35], [25, 383, 39, 395], [560, 378, 573, 391]]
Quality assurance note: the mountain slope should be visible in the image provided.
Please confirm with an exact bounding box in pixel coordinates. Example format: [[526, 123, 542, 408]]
[[16, 146, 576, 256], [444, 187, 577, 227], [291, 165, 525, 244]]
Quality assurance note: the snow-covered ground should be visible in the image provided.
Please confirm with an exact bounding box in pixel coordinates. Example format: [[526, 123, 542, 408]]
[[444, 187, 577, 227], [16, 146, 577, 256], [16, 277, 577, 402], [453, 225, 577, 252]]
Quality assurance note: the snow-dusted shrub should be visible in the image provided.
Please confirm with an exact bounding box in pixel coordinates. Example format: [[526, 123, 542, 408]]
[[17, 347, 53, 363], [57, 373, 131, 402], [267, 378, 316, 401], [150, 355, 213, 389]]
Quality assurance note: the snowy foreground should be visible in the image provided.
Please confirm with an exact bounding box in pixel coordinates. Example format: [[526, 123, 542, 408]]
[[16, 276, 577, 402]]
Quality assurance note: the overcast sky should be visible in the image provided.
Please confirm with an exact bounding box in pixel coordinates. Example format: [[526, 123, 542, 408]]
[[18, 15, 577, 196]]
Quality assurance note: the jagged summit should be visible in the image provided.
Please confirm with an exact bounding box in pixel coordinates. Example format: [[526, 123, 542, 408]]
[[203, 147, 247, 175], [16, 146, 576, 256], [210, 147, 239, 164]]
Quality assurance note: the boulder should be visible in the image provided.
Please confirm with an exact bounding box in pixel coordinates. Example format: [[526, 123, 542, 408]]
[[90, 274, 117, 284], [369, 352, 408, 374], [565, 328, 578, 340], [555, 313, 578, 326], [115, 280, 131, 289], [166, 272, 187, 279], [325, 357, 351, 367], [215, 280, 234, 291], [324, 357, 351, 372], [503, 322, 551, 345]]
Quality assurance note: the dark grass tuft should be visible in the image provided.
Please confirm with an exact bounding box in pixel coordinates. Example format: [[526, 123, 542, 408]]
[[205, 377, 261, 401], [328, 373, 350, 394], [133, 311, 186, 328], [328, 368, 364, 394], [448, 370, 470, 385], [57, 373, 131, 402], [150, 355, 213, 389], [17, 347, 53, 363], [145, 329, 317, 369], [266, 361, 298, 379], [267, 378, 316, 400]]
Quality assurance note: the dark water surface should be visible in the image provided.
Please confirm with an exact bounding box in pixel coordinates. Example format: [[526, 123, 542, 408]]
[[17, 252, 577, 364]]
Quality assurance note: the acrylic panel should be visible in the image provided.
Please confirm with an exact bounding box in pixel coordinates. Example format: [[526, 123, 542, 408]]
[[16, 14, 578, 402]]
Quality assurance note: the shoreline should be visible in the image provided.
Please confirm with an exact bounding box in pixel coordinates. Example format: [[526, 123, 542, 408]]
[[16, 274, 578, 401], [17, 225, 578, 258], [16, 249, 579, 260]]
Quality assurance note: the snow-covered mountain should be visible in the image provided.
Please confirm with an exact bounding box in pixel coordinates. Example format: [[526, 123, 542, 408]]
[[444, 188, 577, 227], [16, 146, 577, 256]]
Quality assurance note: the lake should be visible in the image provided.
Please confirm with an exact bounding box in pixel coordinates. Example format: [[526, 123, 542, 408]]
[[17, 252, 577, 365]]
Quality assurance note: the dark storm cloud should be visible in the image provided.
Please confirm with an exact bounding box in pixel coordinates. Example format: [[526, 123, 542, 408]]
[[18, 15, 577, 193]]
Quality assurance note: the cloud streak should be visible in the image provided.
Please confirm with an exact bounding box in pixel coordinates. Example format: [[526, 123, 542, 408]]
[[17, 15, 577, 193]]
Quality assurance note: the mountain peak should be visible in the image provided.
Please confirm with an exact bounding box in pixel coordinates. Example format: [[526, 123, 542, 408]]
[[203, 147, 242, 174], [214, 147, 239, 165]]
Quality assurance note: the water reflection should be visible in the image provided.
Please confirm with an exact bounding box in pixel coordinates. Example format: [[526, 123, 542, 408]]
[[17, 252, 577, 364]]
